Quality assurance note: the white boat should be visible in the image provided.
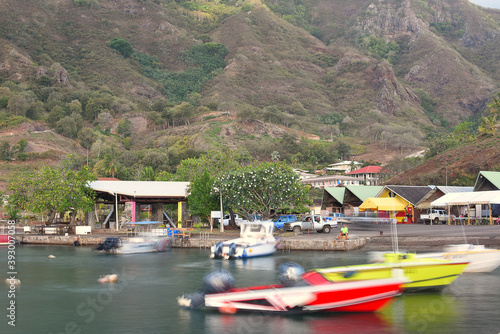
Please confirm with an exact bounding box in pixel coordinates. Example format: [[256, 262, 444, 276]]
[[97, 221, 173, 255], [417, 244, 500, 273], [210, 221, 279, 259]]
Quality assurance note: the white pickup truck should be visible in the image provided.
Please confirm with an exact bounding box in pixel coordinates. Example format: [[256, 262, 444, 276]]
[[283, 215, 334, 233], [420, 209, 448, 225]]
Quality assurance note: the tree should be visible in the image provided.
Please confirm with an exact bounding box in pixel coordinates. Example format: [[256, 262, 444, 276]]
[[335, 141, 351, 160], [176, 150, 250, 182], [56, 116, 79, 138], [117, 118, 133, 137], [47, 105, 66, 127], [187, 169, 219, 223], [478, 115, 497, 137], [0, 141, 11, 160], [140, 166, 156, 181], [214, 162, 310, 220], [108, 37, 134, 58], [7, 95, 29, 116], [7, 166, 96, 223]]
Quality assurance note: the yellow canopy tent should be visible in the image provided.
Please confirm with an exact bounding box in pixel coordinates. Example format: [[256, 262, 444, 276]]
[[359, 197, 407, 211]]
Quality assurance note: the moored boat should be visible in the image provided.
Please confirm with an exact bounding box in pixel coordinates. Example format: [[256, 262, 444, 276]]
[[315, 253, 469, 291], [0, 234, 15, 246], [96, 221, 173, 254], [417, 244, 500, 273], [178, 264, 406, 314], [210, 221, 279, 259]]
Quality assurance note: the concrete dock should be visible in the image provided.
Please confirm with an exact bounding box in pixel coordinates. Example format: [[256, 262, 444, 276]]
[[13, 224, 500, 251]]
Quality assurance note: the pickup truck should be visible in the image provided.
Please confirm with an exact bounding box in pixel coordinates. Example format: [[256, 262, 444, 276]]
[[283, 215, 334, 233], [420, 209, 448, 225], [223, 214, 243, 227]]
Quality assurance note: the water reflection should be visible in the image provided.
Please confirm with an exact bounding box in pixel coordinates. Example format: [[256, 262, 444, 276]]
[[201, 310, 392, 334], [381, 292, 464, 333]]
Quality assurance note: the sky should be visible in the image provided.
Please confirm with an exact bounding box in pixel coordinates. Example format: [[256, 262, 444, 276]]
[[468, 0, 500, 9]]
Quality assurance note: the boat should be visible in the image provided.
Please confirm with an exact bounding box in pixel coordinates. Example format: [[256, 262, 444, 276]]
[[210, 221, 279, 259], [416, 244, 500, 273], [0, 234, 15, 246], [178, 264, 406, 314], [96, 221, 173, 254], [315, 252, 469, 291]]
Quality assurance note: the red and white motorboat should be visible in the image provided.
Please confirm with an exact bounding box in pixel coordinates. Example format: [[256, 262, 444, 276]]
[[178, 264, 406, 314]]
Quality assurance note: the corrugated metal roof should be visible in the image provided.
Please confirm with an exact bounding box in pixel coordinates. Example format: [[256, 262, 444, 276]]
[[474, 171, 500, 191], [346, 185, 384, 202], [416, 186, 474, 209], [88, 180, 190, 198], [323, 187, 346, 204], [436, 186, 474, 193]]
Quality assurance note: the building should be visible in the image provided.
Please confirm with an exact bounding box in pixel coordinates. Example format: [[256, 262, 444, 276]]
[[321, 185, 384, 215], [88, 180, 190, 230], [346, 165, 383, 185], [474, 171, 500, 191], [300, 174, 361, 188], [360, 185, 432, 224], [324, 161, 362, 174]]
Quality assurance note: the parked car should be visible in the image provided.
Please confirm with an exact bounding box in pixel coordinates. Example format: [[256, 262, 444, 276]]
[[272, 215, 297, 231], [284, 215, 334, 233]]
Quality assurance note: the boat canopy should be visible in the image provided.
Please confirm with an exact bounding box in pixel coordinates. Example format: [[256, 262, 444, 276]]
[[359, 197, 407, 211], [124, 221, 164, 225]]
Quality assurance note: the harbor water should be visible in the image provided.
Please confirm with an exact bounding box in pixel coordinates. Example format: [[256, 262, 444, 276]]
[[1, 245, 500, 334]]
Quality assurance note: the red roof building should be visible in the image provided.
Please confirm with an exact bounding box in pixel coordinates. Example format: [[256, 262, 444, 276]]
[[346, 166, 382, 185]]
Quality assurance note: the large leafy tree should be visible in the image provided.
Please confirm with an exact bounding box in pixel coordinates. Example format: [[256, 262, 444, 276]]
[[214, 161, 310, 220], [7, 166, 96, 223], [187, 169, 219, 224]]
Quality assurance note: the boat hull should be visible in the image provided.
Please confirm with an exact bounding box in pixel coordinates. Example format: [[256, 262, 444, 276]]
[[204, 272, 404, 313], [100, 236, 172, 255], [0, 234, 14, 246], [418, 244, 500, 273], [316, 255, 468, 291], [210, 240, 277, 259]]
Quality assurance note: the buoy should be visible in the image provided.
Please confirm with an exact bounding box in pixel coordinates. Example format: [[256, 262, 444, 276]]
[[48, 255, 56, 258], [108, 274, 118, 282], [98, 274, 118, 283], [5, 278, 21, 285], [98, 277, 109, 283]]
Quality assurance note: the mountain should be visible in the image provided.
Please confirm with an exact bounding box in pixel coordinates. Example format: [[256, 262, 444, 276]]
[[0, 0, 499, 187]]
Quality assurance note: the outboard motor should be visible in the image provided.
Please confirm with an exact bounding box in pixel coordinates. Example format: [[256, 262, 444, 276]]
[[213, 242, 224, 259], [203, 270, 235, 293], [227, 243, 237, 259], [97, 237, 120, 251], [277, 262, 305, 287], [178, 270, 235, 310]]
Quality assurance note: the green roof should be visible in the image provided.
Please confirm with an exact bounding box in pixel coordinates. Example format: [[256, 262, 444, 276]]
[[324, 187, 346, 204], [346, 185, 384, 202], [475, 171, 500, 190]]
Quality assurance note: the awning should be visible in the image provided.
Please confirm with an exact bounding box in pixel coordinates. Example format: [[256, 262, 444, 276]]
[[430, 190, 500, 207], [359, 197, 407, 211]]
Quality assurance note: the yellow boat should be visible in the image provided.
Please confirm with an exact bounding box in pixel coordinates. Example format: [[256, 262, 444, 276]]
[[314, 253, 469, 291]]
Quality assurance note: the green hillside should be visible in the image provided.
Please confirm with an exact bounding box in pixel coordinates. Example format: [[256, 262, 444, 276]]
[[0, 0, 499, 187]]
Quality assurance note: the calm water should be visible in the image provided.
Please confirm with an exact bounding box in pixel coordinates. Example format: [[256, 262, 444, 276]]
[[1, 245, 500, 334]]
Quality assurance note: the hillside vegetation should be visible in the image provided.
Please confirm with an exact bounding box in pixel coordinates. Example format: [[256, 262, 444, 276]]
[[0, 0, 499, 188]]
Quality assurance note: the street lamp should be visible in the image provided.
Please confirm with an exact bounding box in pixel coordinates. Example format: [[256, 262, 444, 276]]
[[213, 187, 224, 233]]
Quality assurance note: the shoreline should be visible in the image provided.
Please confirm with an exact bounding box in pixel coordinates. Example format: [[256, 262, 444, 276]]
[[13, 224, 500, 251]]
